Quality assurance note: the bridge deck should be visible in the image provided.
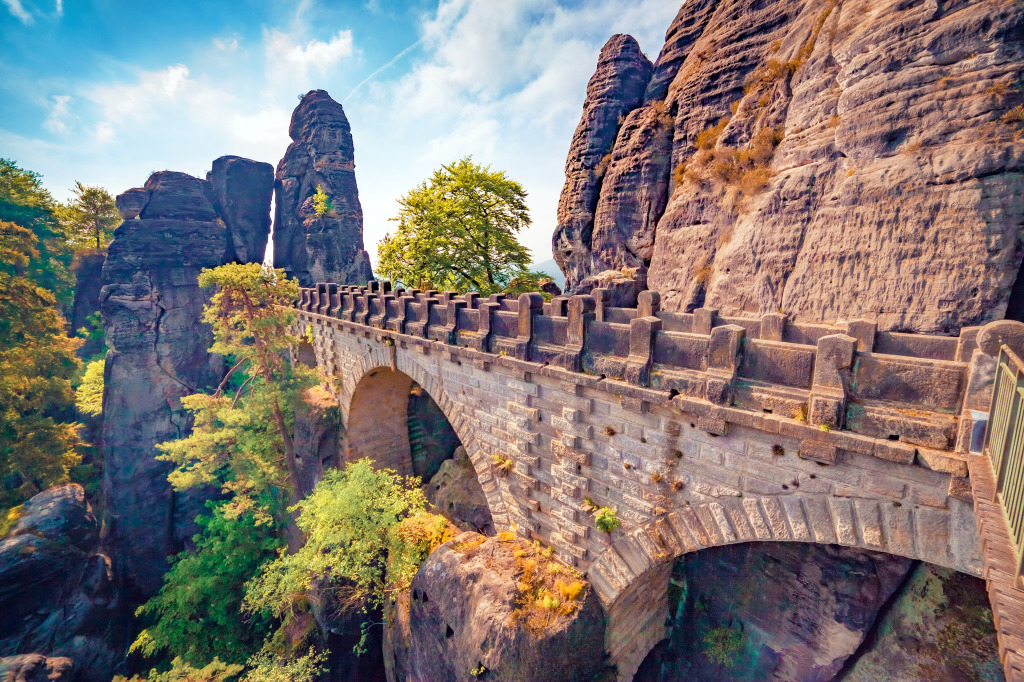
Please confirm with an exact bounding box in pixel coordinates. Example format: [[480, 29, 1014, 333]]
[[971, 452, 1024, 681]]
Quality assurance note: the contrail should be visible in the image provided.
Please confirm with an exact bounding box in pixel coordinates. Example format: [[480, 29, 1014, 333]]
[[344, 36, 425, 103]]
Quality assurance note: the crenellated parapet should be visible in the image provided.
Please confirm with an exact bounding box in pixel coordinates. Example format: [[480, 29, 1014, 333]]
[[295, 281, 1008, 490]]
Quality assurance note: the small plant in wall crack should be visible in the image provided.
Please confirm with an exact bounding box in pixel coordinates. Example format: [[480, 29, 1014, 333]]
[[470, 663, 487, 677], [582, 496, 597, 512], [491, 454, 515, 477], [593, 507, 620, 534]]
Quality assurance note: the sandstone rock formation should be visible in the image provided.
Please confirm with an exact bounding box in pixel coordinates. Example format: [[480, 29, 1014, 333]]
[[385, 532, 608, 681], [0, 485, 125, 682], [274, 90, 374, 287], [0, 655, 74, 682], [292, 386, 341, 498], [556, 0, 1024, 333], [634, 542, 999, 680], [69, 250, 106, 358], [101, 163, 272, 598], [843, 563, 1003, 681], [206, 155, 274, 264], [423, 449, 493, 536], [552, 34, 653, 291]]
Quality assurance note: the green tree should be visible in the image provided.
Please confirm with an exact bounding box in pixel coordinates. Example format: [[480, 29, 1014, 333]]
[[131, 504, 285, 666], [311, 185, 331, 218], [58, 181, 120, 250], [75, 356, 104, 417], [0, 221, 82, 507], [244, 459, 452, 652], [114, 657, 243, 682], [155, 263, 310, 523], [0, 159, 74, 308], [377, 157, 540, 296]]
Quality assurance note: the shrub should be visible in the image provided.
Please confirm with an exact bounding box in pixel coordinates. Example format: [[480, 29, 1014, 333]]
[[491, 454, 515, 476], [1004, 105, 1024, 124], [703, 624, 745, 667], [76, 357, 104, 417], [594, 507, 620, 534], [696, 116, 730, 150], [312, 185, 331, 217]]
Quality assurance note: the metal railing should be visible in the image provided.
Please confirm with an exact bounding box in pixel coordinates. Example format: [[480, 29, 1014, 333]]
[[985, 345, 1024, 584]]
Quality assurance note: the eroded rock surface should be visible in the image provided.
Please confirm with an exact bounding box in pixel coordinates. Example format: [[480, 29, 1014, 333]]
[[206, 155, 274, 264], [385, 532, 608, 682], [635, 542, 916, 680], [274, 90, 374, 286], [0, 486, 125, 682], [557, 0, 1024, 332], [69, 250, 106, 358], [101, 164, 271, 598], [843, 563, 1003, 682]]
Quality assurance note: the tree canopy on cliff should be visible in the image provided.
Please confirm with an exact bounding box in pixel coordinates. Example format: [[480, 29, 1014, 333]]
[[377, 157, 542, 295], [57, 181, 119, 250], [0, 220, 81, 507]]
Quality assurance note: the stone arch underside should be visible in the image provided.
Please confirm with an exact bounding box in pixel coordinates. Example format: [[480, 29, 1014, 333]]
[[312, 331, 513, 528]]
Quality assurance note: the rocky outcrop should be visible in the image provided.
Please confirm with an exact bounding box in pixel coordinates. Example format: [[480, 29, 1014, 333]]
[[293, 386, 340, 498], [556, 0, 1024, 333], [0, 655, 74, 682], [69, 250, 106, 358], [0, 485, 125, 682], [274, 90, 374, 287], [385, 532, 608, 681], [552, 34, 653, 291], [843, 563, 1003, 681], [635, 542, 917, 680], [423, 449, 493, 536], [100, 164, 270, 598], [206, 156, 274, 264]]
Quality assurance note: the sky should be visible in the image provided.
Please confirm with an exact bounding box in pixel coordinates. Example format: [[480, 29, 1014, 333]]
[[0, 0, 680, 269]]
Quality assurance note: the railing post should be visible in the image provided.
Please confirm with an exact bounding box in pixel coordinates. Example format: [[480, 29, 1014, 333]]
[[515, 293, 544, 361], [705, 324, 744, 405], [637, 290, 660, 319], [566, 295, 596, 372], [625, 315, 661, 386], [693, 307, 718, 335], [592, 288, 610, 322], [327, 283, 340, 317], [759, 311, 786, 342], [845, 319, 877, 352], [550, 296, 569, 317], [444, 297, 466, 345], [476, 300, 499, 352], [809, 334, 857, 429]]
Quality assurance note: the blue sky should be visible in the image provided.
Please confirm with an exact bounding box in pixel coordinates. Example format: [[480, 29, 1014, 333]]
[[0, 0, 680, 267]]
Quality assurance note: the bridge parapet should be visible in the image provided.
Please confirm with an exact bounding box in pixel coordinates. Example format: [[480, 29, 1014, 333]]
[[296, 283, 1007, 488]]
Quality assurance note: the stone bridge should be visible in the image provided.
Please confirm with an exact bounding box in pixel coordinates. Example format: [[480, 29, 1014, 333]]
[[295, 281, 1024, 680]]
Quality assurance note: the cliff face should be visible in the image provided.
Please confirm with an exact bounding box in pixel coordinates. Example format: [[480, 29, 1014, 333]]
[[556, 0, 1024, 333], [100, 162, 273, 598], [69, 250, 106, 358], [274, 90, 374, 287]]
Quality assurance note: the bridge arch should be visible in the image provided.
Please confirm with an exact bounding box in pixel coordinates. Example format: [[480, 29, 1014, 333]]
[[323, 336, 511, 526]]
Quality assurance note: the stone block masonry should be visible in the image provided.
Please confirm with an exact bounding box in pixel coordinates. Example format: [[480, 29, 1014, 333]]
[[295, 283, 1020, 681]]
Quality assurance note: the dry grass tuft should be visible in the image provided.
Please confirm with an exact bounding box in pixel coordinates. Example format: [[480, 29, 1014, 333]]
[[509, 538, 587, 634]]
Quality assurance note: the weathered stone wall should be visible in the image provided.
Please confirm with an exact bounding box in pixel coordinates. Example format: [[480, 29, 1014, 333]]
[[299, 286, 994, 678]]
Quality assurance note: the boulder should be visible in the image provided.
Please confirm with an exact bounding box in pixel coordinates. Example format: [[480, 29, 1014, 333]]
[[843, 563, 1003, 682], [206, 155, 275, 264], [423, 452, 493, 536], [635, 542, 916, 680], [114, 188, 148, 221], [556, 0, 1024, 332], [274, 90, 374, 286], [0, 655, 74, 682], [69, 250, 106, 358], [385, 532, 608, 681], [0, 485, 126, 682]]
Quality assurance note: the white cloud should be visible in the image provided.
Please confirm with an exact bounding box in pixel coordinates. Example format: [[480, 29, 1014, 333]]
[[54, 0, 61, 17], [265, 28, 354, 77], [93, 121, 114, 145], [213, 36, 238, 52], [43, 94, 71, 134], [87, 64, 194, 125], [2, 0, 32, 24]]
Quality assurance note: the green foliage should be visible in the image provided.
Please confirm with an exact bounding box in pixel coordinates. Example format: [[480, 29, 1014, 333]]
[[76, 310, 106, 356], [703, 623, 745, 667], [56, 181, 119, 250], [242, 647, 326, 682], [76, 356, 104, 417], [377, 157, 534, 295], [594, 507, 620, 534], [244, 460, 448, 652], [131, 505, 284, 667], [114, 657, 243, 682], [0, 220, 82, 507], [156, 263, 310, 522], [0, 504, 25, 538], [0, 159, 74, 309], [312, 185, 332, 218]]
